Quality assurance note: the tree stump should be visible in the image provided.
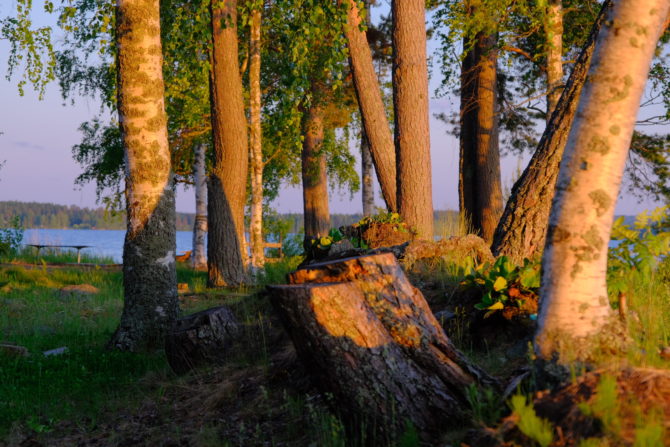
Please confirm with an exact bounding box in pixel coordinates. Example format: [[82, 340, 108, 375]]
[[269, 253, 497, 442], [165, 306, 240, 374]]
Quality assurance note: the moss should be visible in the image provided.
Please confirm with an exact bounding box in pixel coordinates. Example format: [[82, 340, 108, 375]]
[[589, 189, 612, 217], [587, 134, 610, 154]]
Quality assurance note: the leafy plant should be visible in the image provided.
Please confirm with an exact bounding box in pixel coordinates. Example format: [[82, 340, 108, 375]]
[[608, 206, 670, 296], [510, 394, 554, 447], [463, 256, 540, 318], [0, 216, 24, 257]]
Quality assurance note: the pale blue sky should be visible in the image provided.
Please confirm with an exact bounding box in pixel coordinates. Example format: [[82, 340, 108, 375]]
[[0, 1, 662, 215]]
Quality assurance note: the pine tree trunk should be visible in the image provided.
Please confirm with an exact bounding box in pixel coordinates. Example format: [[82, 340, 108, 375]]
[[392, 0, 434, 239], [491, 1, 611, 265], [269, 253, 496, 441], [207, 0, 248, 287], [110, 0, 178, 351], [191, 143, 208, 271], [302, 88, 331, 246], [344, 0, 397, 212], [536, 0, 670, 360], [545, 0, 564, 119], [249, 6, 264, 270], [459, 31, 503, 243], [361, 130, 375, 217]]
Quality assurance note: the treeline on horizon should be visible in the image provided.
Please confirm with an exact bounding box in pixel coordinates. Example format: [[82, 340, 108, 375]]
[[0, 200, 469, 235]]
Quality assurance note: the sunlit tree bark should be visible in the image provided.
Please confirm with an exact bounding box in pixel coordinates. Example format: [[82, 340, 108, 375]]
[[545, 0, 564, 119], [536, 0, 670, 360], [392, 0, 434, 239], [345, 0, 397, 212], [110, 0, 178, 351], [207, 0, 248, 287]]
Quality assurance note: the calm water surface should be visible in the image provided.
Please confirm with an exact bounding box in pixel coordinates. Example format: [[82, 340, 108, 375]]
[[23, 229, 198, 263]]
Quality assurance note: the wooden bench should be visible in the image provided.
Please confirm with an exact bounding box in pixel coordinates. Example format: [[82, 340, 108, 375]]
[[26, 244, 92, 264]]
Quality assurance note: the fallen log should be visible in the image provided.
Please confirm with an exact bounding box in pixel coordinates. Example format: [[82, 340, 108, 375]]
[[269, 253, 497, 442], [165, 306, 240, 374]]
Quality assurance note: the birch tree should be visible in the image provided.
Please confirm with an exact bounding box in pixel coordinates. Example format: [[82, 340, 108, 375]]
[[109, 0, 179, 351], [191, 143, 208, 271], [248, 1, 264, 270], [535, 0, 670, 360]]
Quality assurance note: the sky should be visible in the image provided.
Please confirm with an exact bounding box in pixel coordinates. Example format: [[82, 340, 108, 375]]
[[0, 1, 663, 216]]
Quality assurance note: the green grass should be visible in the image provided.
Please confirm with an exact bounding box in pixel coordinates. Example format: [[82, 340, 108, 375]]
[[4, 246, 117, 265]]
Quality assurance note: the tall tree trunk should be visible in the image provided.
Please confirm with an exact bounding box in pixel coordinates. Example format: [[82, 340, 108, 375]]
[[536, 0, 669, 361], [545, 0, 564, 119], [361, 130, 375, 217], [302, 89, 331, 247], [344, 0, 397, 212], [459, 31, 503, 243], [249, 6, 264, 270], [491, 1, 611, 265], [110, 0, 178, 351], [208, 0, 248, 287], [392, 0, 434, 239], [191, 143, 208, 271]]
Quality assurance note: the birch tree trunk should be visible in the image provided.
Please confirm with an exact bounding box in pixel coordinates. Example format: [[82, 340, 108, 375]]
[[207, 0, 249, 287], [249, 6, 264, 270], [545, 0, 564, 119], [490, 1, 611, 265], [344, 0, 397, 212], [536, 0, 670, 360], [110, 0, 178, 351], [459, 31, 503, 243], [191, 143, 208, 271], [392, 0, 434, 239], [361, 131, 375, 217], [302, 88, 331, 247]]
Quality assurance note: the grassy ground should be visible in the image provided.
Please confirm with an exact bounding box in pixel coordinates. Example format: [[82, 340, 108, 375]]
[[1, 244, 669, 445]]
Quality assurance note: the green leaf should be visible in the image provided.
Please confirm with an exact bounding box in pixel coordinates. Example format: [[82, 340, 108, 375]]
[[493, 276, 507, 292]]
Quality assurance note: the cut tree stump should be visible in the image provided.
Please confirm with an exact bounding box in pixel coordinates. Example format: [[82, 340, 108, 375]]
[[165, 306, 240, 374], [269, 253, 497, 442]]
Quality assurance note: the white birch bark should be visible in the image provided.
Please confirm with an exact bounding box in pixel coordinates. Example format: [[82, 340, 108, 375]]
[[249, 6, 265, 270], [191, 143, 208, 271], [536, 0, 670, 360], [545, 0, 564, 119], [110, 0, 178, 350]]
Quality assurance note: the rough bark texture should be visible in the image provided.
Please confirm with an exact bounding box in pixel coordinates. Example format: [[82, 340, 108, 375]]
[[536, 0, 669, 360], [392, 0, 434, 239], [491, 1, 611, 265], [545, 0, 564, 119], [302, 89, 331, 247], [459, 32, 503, 244], [270, 253, 496, 442], [191, 143, 208, 271], [208, 0, 248, 287], [109, 0, 178, 351], [361, 131, 375, 217], [249, 7, 264, 270], [165, 306, 240, 375], [345, 0, 397, 212]]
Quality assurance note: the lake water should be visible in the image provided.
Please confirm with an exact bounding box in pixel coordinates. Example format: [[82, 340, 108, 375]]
[[23, 229, 198, 263]]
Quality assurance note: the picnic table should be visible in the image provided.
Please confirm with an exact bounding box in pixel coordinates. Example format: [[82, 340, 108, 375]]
[[26, 244, 92, 264]]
